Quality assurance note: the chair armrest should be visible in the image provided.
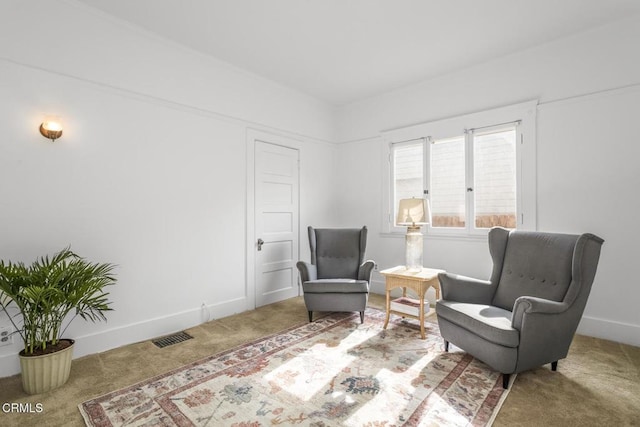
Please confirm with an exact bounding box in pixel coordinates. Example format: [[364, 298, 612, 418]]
[[438, 272, 495, 304], [511, 296, 569, 330], [358, 260, 376, 282], [510, 296, 575, 370], [296, 261, 317, 282]]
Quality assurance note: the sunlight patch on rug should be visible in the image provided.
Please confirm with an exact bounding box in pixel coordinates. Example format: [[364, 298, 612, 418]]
[[261, 326, 371, 401], [79, 309, 511, 426]]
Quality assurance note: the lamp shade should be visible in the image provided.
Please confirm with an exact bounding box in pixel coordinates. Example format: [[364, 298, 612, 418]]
[[397, 198, 430, 226]]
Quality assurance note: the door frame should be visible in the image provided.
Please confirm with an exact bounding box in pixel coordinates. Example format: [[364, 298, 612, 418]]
[[246, 128, 302, 311]]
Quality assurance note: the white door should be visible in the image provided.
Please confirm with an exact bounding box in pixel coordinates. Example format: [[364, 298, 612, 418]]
[[255, 140, 300, 307]]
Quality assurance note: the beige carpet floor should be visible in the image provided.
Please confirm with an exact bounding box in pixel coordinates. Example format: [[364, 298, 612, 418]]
[[0, 294, 638, 427]]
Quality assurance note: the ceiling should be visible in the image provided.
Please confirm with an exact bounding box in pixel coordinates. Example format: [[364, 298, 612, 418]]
[[76, 0, 640, 106]]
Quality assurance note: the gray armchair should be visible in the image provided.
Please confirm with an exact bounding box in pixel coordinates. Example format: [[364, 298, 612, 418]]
[[436, 227, 604, 388], [297, 226, 376, 323]]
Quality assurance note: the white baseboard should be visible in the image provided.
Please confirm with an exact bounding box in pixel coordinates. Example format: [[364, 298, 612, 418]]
[[0, 297, 249, 378], [577, 315, 640, 348]]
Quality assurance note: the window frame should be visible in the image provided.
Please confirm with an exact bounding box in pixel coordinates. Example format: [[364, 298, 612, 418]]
[[382, 100, 538, 238]]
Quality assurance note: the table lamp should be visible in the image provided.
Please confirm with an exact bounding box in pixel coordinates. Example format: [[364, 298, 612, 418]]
[[397, 198, 431, 271]]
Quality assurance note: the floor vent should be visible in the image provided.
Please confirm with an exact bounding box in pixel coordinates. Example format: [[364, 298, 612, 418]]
[[152, 331, 194, 348]]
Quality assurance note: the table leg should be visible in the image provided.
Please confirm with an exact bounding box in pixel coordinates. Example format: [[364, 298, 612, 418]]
[[383, 285, 391, 330], [419, 288, 426, 339]]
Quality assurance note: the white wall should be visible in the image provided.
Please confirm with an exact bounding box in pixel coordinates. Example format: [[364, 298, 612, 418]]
[[334, 16, 640, 346], [1, 0, 334, 142], [536, 88, 640, 344], [0, 0, 336, 377], [336, 15, 640, 142]]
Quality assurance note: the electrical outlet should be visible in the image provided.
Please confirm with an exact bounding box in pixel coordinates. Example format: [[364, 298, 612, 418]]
[[0, 326, 13, 347]]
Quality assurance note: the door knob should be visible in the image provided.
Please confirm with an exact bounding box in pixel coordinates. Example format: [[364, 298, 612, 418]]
[[257, 238, 264, 251]]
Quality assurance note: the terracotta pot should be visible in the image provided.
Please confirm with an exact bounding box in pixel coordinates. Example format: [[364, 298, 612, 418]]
[[19, 339, 74, 395]]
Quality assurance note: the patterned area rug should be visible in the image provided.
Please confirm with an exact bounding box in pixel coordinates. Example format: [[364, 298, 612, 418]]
[[79, 309, 511, 426]]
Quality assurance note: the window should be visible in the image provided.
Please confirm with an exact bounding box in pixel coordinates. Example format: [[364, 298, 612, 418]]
[[392, 141, 423, 219], [430, 135, 466, 229], [472, 127, 517, 229], [384, 101, 537, 236]]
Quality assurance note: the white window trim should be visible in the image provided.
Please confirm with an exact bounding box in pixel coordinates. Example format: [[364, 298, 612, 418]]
[[381, 100, 538, 238]]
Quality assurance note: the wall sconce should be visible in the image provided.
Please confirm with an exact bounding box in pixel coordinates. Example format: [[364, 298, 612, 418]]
[[39, 119, 63, 141]]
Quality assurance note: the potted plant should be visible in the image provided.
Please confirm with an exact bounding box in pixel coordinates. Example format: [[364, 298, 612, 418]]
[[0, 247, 116, 394]]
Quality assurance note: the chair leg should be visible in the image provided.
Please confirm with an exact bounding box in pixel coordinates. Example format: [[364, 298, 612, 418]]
[[359, 311, 365, 324], [308, 311, 313, 322], [551, 361, 558, 371], [502, 373, 510, 389], [444, 340, 449, 352]]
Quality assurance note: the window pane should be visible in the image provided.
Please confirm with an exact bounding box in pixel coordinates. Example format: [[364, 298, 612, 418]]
[[473, 128, 517, 229], [393, 143, 423, 225], [430, 136, 465, 228]]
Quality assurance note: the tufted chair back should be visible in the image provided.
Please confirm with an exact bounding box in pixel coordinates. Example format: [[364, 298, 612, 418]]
[[491, 230, 582, 310], [309, 226, 367, 280]]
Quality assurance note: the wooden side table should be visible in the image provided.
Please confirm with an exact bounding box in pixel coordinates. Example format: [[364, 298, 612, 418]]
[[380, 266, 444, 339]]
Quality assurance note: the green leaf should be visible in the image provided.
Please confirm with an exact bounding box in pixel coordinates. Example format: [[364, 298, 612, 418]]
[[0, 247, 117, 354]]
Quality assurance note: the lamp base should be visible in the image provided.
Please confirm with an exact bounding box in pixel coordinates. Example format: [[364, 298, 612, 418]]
[[404, 226, 423, 272]]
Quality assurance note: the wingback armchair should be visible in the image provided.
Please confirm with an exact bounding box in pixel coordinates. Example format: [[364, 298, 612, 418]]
[[436, 227, 604, 388], [296, 226, 376, 323]]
